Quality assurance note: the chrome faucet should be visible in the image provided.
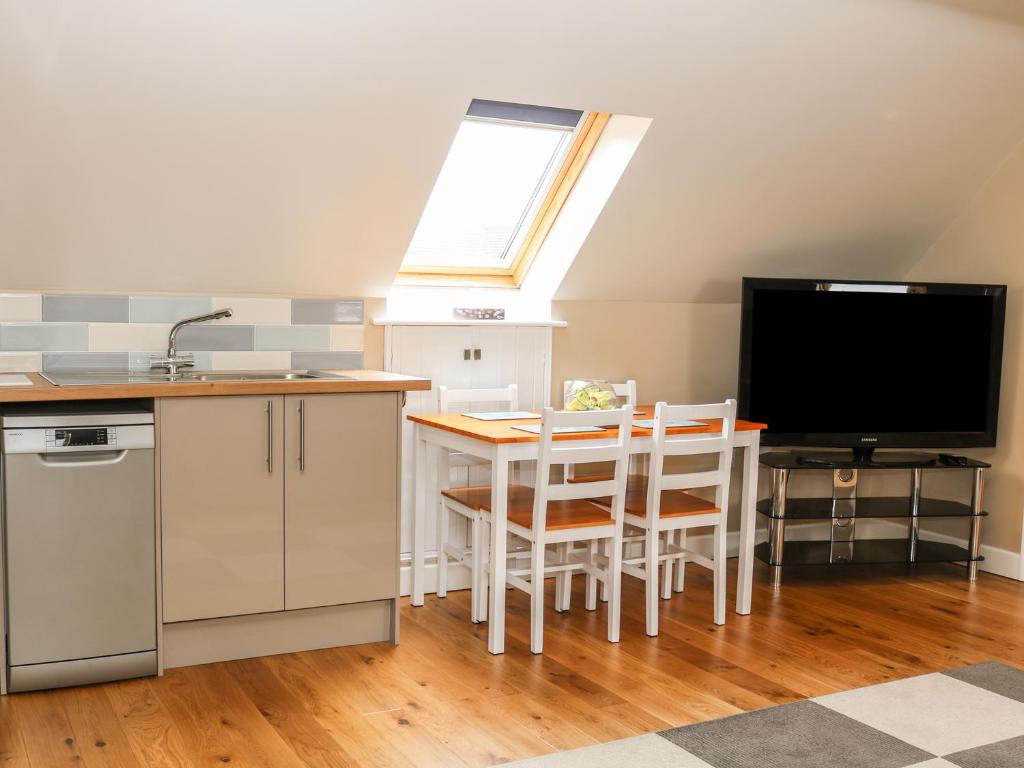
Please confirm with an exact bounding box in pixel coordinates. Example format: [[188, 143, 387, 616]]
[[151, 308, 233, 375]]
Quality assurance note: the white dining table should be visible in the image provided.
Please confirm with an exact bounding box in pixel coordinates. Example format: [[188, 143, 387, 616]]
[[406, 407, 766, 654]]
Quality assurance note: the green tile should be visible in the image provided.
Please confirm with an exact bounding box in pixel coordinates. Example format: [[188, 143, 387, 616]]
[[254, 325, 330, 351], [129, 296, 212, 323]]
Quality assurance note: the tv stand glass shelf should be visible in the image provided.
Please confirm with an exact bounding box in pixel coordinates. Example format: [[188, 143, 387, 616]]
[[756, 451, 990, 587]]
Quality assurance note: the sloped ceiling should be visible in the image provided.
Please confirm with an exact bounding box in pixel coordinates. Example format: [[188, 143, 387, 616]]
[[3, 1, 1024, 302]]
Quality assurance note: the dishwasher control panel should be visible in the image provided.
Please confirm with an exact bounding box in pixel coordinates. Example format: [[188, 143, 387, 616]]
[[3, 424, 153, 454], [48, 427, 114, 448]]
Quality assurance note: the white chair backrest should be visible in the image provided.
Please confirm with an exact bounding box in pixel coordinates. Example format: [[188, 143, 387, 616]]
[[562, 379, 638, 407], [532, 407, 633, 529], [646, 399, 737, 511], [438, 384, 518, 412]]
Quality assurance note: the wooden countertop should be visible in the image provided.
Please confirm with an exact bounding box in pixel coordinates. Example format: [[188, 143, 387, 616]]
[[409, 407, 767, 444], [0, 370, 430, 403]]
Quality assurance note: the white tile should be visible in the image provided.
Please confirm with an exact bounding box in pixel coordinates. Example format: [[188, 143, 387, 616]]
[[89, 323, 172, 352], [0, 294, 41, 322], [209, 351, 291, 371], [212, 297, 291, 325], [330, 324, 365, 351], [0, 352, 41, 372], [815, 673, 1024, 756], [904, 761, 961, 768], [502, 735, 712, 768]]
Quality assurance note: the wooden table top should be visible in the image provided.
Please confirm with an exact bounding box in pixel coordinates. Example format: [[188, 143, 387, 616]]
[[408, 406, 767, 444]]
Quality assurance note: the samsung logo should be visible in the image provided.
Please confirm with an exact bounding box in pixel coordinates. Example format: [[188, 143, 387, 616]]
[[861, 437, 878, 443]]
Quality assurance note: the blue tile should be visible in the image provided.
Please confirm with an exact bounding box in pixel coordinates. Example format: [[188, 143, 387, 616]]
[[43, 352, 130, 371], [173, 325, 254, 351], [129, 296, 213, 323], [255, 325, 330, 351], [43, 294, 129, 323], [291, 299, 363, 325], [291, 351, 364, 370], [0, 323, 89, 352]]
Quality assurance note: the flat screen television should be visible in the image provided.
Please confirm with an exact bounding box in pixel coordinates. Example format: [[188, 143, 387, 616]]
[[738, 277, 1006, 460]]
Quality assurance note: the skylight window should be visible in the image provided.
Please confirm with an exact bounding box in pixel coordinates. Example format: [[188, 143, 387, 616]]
[[398, 100, 609, 286]]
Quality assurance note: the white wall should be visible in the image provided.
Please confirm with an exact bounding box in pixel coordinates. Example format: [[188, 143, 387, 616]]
[[905, 138, 1024, 560], [4, 1, 1024, 302]]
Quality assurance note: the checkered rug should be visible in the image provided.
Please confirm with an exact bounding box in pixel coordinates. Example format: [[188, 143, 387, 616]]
[[501, 662, 1024, 767]]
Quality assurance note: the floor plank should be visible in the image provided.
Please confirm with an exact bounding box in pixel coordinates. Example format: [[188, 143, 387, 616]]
[[3, 560, 1024, 767]]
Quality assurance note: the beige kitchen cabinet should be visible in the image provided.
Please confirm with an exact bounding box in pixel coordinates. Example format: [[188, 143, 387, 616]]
[[283, 393, 399, 610], [160, 395, 285, 622]]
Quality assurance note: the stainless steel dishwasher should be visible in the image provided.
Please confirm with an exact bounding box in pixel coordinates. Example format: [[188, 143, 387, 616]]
[[2, 401, 157, 692]]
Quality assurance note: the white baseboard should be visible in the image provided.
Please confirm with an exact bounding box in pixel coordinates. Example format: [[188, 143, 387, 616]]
[[399, 518, 1022, 597]]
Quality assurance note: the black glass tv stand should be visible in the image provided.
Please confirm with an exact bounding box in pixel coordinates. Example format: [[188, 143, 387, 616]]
[[756, 451, 990, 587], [795, 448, 940, 468]]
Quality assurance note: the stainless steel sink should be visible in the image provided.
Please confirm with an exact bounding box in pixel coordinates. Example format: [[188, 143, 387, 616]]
[[184, 372, 321, 382], [41, 370, 354, 386]]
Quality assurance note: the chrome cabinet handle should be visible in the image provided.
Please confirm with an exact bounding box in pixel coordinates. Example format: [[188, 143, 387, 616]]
[[266, 399, 274, 473], [298, 399, 306, 471]]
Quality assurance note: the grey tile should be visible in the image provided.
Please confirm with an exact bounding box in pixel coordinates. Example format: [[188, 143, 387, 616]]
[[42, 294, 129, 323], [291, 298, 363, 325], [129, 296, 212, 323], [659, 700, 932, 768], [254, 325, 330, 351], [0, 323, 89, 352], [502, 734, 711, 767], [943, 663, 1024, 704], [43, 352, 130, 371], [173, 325, 254, 351], [945, 734, 1024, 768], [291, 351, 364, 370]]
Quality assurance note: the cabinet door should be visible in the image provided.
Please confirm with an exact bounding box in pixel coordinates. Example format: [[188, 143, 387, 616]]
[[161, 396, 285, 622], [284, 393, 399, 610]]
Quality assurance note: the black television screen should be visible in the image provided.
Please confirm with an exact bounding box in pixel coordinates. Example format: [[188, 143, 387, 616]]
[[738, 278, 1007, 450]]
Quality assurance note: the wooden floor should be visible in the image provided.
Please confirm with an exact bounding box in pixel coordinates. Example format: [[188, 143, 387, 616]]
[[3, 561, 1024, 767]]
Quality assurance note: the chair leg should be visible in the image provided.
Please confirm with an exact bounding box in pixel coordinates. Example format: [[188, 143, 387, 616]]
[[476, 520, 490, 623], [645, 526, 660, 637], [674, 529, 687, 593], [661, 530, 674, 600], [555, 543, 571, 613], [607, 535, 623, 643], [530, 543, 545, 654], [713, 523, 726, 626], [436, 501, 450, 599], [600, 539, 610, 603], [585, 540, 598, 611], [469, 518, 482, 623]]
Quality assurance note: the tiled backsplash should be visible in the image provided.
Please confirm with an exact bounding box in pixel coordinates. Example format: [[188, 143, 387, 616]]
[[0, 293, 365, 373]]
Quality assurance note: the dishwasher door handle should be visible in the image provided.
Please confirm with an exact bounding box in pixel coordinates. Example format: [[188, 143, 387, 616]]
[[35, 450, 129, 468]]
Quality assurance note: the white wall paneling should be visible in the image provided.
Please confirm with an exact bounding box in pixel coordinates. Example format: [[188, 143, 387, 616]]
[[384, 323, 552, 583]]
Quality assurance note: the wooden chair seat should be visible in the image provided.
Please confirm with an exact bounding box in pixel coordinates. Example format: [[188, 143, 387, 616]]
[[442, 484, 614, 530], [591, 475, 719, 518]]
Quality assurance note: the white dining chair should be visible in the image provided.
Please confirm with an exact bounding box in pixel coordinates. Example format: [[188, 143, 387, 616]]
[[435, 385, 518, 623], [443, 406, 633, 653], [589, 399, 736, 633], [561, 379, 639, 483], [559, 378, 640, 607]]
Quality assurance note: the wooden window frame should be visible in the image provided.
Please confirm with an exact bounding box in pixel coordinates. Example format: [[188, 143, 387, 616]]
[[396, 111, 612, 288]]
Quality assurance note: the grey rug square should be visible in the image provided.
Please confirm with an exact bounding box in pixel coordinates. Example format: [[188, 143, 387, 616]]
[[658, 699, 934, 768], [944, 734, 1024, 768], [944, 662, 1024, 705]]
